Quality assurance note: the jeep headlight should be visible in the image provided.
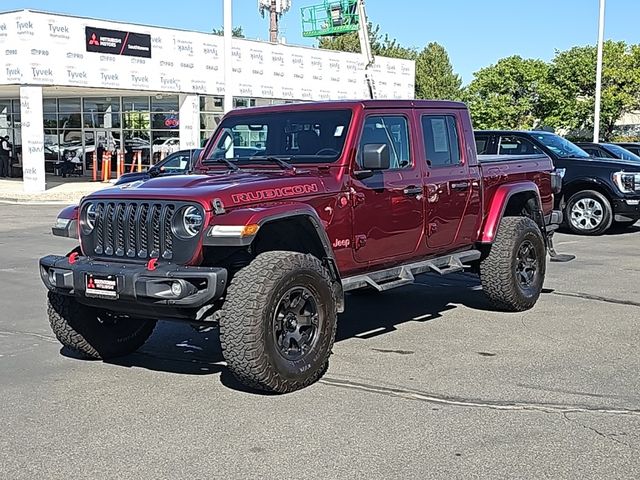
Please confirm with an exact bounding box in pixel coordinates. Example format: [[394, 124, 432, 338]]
[[174, 206, 204, 238], [612, 171, 640, 194], [81, 202, 97, 234]]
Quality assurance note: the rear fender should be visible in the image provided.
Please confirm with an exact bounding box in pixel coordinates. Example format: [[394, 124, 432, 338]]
[[479, 181, 543, 243]]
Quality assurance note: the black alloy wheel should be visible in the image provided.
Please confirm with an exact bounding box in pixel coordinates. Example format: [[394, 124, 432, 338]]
[[515, 240, 538, 291], [272, 287, 320, 362]]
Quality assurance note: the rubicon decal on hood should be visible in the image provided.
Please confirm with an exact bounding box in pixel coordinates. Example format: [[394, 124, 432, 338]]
[[231, 184, 319, 204]]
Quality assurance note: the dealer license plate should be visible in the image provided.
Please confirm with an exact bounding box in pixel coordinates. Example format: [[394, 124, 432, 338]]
[[85, 274, 119, 299]]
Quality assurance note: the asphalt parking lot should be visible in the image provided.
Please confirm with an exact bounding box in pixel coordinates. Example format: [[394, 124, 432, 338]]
[[1, 204, 639, 480]]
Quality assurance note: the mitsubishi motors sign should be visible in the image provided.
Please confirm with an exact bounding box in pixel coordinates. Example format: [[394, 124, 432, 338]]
[[85, 26, 151, 58]]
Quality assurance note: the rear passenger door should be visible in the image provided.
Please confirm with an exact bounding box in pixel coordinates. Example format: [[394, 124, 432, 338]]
[[422, 112, 481, 250]]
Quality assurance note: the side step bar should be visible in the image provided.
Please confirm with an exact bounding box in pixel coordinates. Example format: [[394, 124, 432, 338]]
[[545, 229, 576, 263], [342, 250, 481, 293]]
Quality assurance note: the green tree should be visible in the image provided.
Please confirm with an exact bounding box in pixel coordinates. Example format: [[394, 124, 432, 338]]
[[464, 56, 550, 130], [212, 26, 245, 38], [414, 42, 462, 100], [545, 41, 640, 140], [318, 23, 416, 59]]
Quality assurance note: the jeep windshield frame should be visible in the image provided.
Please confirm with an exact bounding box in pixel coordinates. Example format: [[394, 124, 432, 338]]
[[202, 109, 353, 165]]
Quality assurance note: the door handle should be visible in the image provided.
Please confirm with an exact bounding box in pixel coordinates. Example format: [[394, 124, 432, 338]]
[[450, 181, 470, 190], [403, 186, 423, 196]]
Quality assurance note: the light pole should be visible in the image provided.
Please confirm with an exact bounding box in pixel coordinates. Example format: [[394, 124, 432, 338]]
[[593, 0, 606, 142], [223, 0, 233, 113]]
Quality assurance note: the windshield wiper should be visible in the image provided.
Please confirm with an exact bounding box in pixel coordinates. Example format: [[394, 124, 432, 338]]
[[250, 156, 296, 171], [205, 157, 239, 171]]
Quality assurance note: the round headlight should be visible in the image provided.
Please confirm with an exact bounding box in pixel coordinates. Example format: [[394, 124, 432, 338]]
[[182, 206, 203, 238], [82, 203, 97, 233]]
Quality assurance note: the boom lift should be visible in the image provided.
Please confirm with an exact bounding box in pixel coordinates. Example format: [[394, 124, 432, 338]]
[[301, 0, 376, 99]]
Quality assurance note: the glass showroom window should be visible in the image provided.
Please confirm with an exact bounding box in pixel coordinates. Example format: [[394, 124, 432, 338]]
[[83, 97, 122, 129], [150, 95, 180, 163], [122, 96, 151, 168], [200, 95, 223, 146], [0, 99, 21, 173]]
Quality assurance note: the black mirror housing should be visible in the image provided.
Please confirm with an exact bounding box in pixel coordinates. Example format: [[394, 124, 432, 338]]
[[361, 143, 390, 170]]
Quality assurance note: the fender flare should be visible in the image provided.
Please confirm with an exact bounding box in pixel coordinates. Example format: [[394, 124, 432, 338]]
[[52, 204, 80, 239], [479, 181, 543, 244], [202, 203, 344, 310]]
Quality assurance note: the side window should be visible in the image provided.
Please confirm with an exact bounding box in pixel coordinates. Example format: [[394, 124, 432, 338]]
[[497, 135, 541, 155], [421, 115, 461, 167], [593, 147, 613, 158], [475, 135, 490, 155], [629, 147, 640, 156], [358, 116, 411, 169], [582, 147, 600, 157]]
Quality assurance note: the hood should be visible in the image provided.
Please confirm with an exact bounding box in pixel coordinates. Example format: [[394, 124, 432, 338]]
[[561, 156, 640, 170], [85, 169, 326, 210]]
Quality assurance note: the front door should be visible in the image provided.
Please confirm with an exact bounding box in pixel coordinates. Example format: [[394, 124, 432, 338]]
[[421, 113, 480, 250], [351, 113, 425, 263]]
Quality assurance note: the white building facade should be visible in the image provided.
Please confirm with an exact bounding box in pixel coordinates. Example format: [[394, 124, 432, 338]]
[[0, 9, 415, 192]]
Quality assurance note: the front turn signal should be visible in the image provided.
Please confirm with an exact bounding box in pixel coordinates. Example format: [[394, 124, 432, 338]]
[[241, 224, 260, 237]]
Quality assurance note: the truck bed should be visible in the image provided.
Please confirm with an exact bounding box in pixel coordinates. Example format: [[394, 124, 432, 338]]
[[478, 153, 555, 224]]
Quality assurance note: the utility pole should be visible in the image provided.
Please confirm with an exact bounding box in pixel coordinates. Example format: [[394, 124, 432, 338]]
[[269, 0, 278, 43], [259, 0, 290, 43], [593, 0, 606, 142]]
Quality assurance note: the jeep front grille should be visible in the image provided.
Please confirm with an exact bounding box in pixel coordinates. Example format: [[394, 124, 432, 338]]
[[82, 200, 200, 264]]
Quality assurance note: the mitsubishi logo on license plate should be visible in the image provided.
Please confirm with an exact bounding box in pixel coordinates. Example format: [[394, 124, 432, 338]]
[[85, 274, 119, 299]]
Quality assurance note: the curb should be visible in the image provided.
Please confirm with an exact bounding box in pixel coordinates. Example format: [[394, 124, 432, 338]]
[[0, 198, 74, 205]]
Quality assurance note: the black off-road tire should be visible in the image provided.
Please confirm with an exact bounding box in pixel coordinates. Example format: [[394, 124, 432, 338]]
[[219, 251, 337, 393], [563, 190, 613, 236], [47, 292, 156, 359], [479, 217, 546, 312]]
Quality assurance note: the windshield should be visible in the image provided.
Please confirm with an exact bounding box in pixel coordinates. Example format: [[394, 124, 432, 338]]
[[204, 109, 353, 164], [603, 144, 640, 162], [532, 132, 590, 159]]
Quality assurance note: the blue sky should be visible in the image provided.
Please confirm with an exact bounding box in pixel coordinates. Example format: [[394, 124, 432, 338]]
[[3, 0, 639, 83]]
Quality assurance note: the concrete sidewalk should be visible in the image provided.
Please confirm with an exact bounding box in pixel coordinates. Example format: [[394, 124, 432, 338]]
[[0, 177, 109, 204]]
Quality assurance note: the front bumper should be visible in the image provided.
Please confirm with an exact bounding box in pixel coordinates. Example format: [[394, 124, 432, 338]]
[[612, 198, 640, 222], [39, 255, 228, 319]]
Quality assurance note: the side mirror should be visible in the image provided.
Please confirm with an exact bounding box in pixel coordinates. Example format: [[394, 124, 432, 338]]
[[361, 143, 390, 170], [148, 167, 159, 177]]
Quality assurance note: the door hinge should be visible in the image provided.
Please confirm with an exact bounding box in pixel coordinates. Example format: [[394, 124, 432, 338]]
[[351, 189, 366, 207], [355, 234, 367, 250], [427, 223, 438, 236]]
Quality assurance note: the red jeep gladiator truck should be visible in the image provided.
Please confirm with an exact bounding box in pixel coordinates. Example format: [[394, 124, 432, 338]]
[[40, 100, 570, 393]]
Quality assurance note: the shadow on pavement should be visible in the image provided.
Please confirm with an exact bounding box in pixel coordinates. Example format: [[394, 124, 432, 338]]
[[64, 272, 554, 392], [559, 224, 640, 237]]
